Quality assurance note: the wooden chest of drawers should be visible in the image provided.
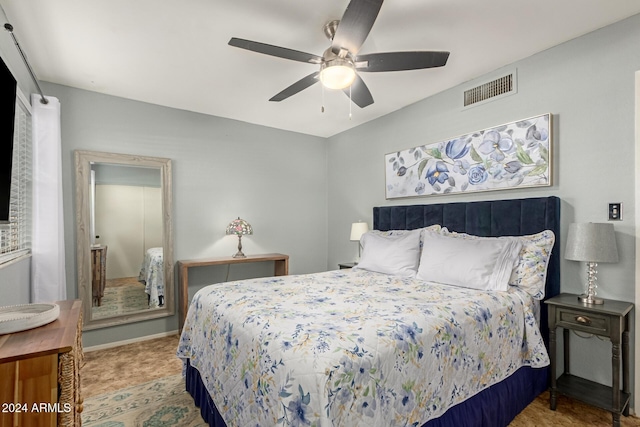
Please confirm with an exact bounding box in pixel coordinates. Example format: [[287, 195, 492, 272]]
[[0, 300, 83, 427]]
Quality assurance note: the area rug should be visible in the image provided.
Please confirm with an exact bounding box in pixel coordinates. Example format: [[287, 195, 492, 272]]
[[92, 282, 149, 319], [82, 374, 207, 426]]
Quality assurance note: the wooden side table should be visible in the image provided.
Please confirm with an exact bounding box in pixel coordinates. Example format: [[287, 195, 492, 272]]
[[545, 293, 633, 427], [0, 299, 83, 427], [178, 253, 289, 330]]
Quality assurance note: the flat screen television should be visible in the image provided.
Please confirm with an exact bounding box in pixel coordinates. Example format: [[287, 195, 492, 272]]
[[0, 55, 17, 224]]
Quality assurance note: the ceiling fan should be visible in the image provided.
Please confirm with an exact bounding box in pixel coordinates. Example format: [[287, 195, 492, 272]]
[[228, 0, 450, 108]]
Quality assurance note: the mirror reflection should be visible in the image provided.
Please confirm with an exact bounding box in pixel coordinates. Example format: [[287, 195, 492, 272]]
[[90, 163, 164, 320], [75, 150, 173, 330]]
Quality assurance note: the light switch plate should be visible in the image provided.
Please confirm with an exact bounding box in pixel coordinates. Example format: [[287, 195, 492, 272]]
[[608, 203, 622, 221]]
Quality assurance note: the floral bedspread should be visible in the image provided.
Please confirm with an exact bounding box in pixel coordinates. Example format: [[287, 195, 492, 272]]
[[177, 269, 549, 427], [138, 247, 163, 306]]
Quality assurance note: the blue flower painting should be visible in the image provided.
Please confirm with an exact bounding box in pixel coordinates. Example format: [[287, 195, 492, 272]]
[[385, 114, 551, 198]]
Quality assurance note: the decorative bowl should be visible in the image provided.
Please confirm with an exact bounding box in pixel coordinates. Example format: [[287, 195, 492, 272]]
[[0, 303, 60, 335]]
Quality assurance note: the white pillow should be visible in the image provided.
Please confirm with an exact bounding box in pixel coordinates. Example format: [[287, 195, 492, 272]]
[[439, 229, 555, 299], [354, 229, 421, 278], [417, 231, 522, 291], [368, 224, 441, 248]]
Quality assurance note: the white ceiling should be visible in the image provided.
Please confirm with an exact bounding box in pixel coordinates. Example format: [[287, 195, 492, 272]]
[[2, 0, 640, 138]]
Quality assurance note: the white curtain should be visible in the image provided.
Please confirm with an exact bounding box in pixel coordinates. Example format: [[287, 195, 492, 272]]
[[31, 94, 66, 303]]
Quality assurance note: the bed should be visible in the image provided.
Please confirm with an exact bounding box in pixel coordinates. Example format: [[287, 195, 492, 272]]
[[138, 247, 164, 307], [177, 196, 560, 427]]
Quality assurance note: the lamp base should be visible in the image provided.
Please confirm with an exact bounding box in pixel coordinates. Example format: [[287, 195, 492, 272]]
[[578, 294, 604, 305], [232, 235, 246, 258]]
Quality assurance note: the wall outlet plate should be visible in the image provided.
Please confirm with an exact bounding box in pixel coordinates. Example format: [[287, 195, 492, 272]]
[[608, 203, 622, 221]]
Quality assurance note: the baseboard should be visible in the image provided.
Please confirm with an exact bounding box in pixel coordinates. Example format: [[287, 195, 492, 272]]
[[84, 330, 179, 352]]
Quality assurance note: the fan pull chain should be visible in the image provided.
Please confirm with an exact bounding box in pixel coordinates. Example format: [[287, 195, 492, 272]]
[[349, 86, 352, 120], [321, 84, 325, 113]]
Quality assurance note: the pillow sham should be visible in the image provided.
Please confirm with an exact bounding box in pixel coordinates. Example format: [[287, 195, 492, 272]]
[[439, 229, 555, 299], [506, 230, 555, 299], [354, 229, 421, 278], [369, 224, 441, 237], [369, 224, 441, 247], [417, 230, 522, 292]]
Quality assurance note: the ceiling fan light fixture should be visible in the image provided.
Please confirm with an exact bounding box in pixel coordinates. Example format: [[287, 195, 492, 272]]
[[320, 59, 356, 90], [229, 0, 449, 108]]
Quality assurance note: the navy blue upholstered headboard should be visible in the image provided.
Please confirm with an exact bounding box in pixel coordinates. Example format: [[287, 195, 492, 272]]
[[373, 196, 560, 347]]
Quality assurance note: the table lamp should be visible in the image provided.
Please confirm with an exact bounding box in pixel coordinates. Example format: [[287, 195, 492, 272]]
[[350, 221, 369, 263], [564, 222, 618, 305], [226, 217, 253, 258]]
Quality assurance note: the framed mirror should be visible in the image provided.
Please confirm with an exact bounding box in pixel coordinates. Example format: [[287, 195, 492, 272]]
[[75, 150, 173, 330]]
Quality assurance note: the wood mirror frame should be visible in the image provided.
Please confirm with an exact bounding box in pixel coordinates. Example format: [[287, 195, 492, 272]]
[[74, 150, 174, 330]]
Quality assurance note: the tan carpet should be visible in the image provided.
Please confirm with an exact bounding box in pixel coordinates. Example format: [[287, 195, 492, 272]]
[[82, 335, 640, 426], [83, 334, 182, 398]]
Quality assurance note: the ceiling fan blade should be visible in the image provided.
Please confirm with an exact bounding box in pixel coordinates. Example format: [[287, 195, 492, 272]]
[[355, 51, 450, 72], [332, 0, 383, 55], [343, 74, 374, 108], [229, 38, 322, 64], [270, 72, 320, 102]]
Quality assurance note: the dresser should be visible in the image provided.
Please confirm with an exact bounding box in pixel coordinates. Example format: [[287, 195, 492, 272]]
[[0, 299, 83, 427], [91, 245, 107, 306]]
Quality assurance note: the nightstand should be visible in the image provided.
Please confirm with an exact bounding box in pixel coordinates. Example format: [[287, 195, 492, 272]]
[[338, 262, 356, 269], [545, 293, 633, 427]]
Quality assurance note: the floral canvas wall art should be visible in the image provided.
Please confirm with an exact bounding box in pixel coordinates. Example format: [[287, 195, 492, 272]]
[[385, 114, 552, 199]]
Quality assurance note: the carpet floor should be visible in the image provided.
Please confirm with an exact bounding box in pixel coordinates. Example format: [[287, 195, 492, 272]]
[[91, 281, 149, 320], [82, 335, 640, 426]]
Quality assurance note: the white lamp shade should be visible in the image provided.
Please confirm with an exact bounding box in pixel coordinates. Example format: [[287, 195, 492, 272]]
[[320, 58, 356, 90], [320, 65, 356, 90], [565, 222, 618, 263], [350, 222, 369, 241]]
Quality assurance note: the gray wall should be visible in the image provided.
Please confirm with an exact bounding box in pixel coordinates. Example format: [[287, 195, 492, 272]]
[[327, 13, 639, 396], [42, 82, 327, 346], [0, 258, 30, 305], [94, 163, 161, 187]]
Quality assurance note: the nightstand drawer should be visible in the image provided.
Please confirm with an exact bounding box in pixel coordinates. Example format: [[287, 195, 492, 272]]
[[557, 308, 609, 335]]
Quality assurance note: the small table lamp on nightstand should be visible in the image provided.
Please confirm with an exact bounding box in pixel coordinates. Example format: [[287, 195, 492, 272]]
[[350, 221, 369, 263], [565, 222, 619, 305]]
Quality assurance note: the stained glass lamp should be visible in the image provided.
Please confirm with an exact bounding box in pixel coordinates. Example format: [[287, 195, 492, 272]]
[[226, 217, 253, 258]]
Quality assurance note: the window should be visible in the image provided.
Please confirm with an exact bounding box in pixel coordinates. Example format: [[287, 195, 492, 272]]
[[0, 91, 31, 265]]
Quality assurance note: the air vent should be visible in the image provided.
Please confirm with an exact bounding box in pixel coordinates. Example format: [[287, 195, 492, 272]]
[[463, 72, 516, 107]]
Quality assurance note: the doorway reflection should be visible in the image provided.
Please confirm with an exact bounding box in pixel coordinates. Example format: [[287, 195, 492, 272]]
[[90, 162, 164, 320]]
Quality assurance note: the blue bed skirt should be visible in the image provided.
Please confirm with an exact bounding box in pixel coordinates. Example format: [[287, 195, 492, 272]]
[[185, 360, 548, 427]]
